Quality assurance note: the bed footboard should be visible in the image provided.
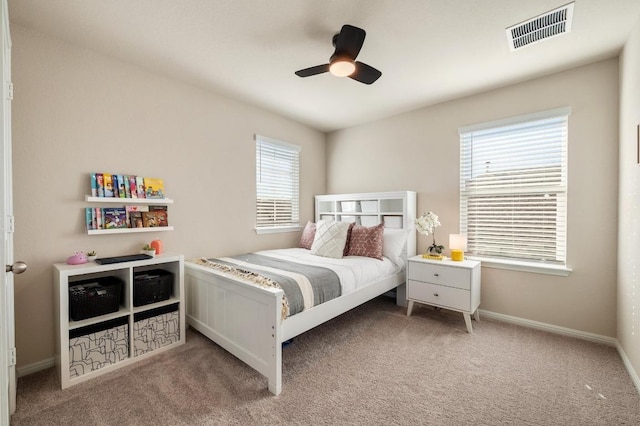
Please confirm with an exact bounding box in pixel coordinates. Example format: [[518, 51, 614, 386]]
[[185, 262, 284, 395]]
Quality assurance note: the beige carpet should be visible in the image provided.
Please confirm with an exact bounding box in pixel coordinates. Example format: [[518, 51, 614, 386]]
[[11, 297, 640, 425]]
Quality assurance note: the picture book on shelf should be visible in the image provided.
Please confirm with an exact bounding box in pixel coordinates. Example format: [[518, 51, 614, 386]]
[[96, 173, 104, 197], [149, 205, 168, 227], [123, 175, 132, 198], [103, 174, 114, 197], [117, 175, 126, 198], [103, 207, 127, 229], [90, 173, 97, 197], [136, 176, 146, 198], [125, 205, 148, 228], [128, 176, 137, 199], [143, 177, 165, 199]]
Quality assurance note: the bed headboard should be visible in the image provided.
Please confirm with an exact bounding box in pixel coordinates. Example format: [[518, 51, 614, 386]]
[[314, 191, 417, 260]]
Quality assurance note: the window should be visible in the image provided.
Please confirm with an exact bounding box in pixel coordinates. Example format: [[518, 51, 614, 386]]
[[255, 134, 300, 232], [459, 108, 570, 268]]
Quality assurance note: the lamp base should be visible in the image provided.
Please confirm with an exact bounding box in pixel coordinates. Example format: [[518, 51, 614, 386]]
[[451, 249, 464, 261]]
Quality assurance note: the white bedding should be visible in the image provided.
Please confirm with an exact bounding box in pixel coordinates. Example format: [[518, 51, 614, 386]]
[[254, 248, 402, 296]]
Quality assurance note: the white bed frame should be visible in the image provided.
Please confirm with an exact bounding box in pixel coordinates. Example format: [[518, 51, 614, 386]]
[[185, 191, 416, 395]]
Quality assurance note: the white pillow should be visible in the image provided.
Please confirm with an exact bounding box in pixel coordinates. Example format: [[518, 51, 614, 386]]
[[311, 220, 351, 259], [383, 228, 410, 266]]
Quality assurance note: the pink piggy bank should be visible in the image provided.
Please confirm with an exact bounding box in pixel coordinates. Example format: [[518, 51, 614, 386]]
[[66, 252, 88, 265]]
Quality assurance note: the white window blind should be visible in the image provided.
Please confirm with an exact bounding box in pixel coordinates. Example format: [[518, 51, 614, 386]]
[[459, 108, 569, 265], [255, 135, 300, 230]]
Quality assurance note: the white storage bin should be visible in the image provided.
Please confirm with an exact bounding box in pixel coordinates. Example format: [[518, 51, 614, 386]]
[[341, 215, 359, 223], [340, 201, 359, 213], [361, 216, 378, 226], [383, 215, 403, 229], [69, 319, 128, 378], [360, 201, 377, 212]]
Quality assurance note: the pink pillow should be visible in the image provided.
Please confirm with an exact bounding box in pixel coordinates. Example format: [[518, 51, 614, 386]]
[[343, 222, 356, 256], [346, 223, 385, 259], [299, 221, 316, 249]]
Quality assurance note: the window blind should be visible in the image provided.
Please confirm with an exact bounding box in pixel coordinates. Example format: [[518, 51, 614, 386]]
[[255, 135, 300, 229], [459, 109, 569, 265]]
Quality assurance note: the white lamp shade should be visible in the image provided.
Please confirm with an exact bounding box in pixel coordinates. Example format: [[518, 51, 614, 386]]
[[449, 234, 467, 251]]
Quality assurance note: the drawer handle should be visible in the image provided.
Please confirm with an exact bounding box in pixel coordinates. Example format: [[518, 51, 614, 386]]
[[434, 293, 439, 297], [433, 273, 439, 277]]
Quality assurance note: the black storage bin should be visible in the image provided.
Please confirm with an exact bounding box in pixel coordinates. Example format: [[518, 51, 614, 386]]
[[69, 276, 123, 321], [133, 269, 173, 307]]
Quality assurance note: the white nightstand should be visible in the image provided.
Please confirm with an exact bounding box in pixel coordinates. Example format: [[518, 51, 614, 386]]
[[406, 255, 481, 333]]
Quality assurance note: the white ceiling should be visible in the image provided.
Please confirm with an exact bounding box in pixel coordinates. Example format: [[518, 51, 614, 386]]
[[8, 0, 640, 132]]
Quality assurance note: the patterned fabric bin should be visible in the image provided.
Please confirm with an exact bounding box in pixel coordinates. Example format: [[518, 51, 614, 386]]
[[69, 318, 129, 378], [133, 303, 180, 356]]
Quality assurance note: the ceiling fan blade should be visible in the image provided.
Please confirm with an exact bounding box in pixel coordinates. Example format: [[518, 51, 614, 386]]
[[334, 24, 366, 59], [349, 61, 382, 85], [295, 64, 330, 77]]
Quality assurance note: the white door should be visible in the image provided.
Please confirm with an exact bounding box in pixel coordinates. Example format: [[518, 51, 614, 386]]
[[1, 1, 23, 423]]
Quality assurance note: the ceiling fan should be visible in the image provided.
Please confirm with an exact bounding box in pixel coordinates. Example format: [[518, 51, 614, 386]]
[[295, 24, 382, 85]]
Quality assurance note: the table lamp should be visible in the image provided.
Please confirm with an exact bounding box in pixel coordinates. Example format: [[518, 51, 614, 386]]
[[449, 234, 467, 261]]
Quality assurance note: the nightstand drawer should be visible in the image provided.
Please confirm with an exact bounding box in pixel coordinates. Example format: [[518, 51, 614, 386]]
[[407, 280, 471, 312], [408, 262, 471, 290]]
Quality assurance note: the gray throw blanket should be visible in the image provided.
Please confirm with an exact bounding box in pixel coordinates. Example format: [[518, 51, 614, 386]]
[[196, 254, 341, 318]]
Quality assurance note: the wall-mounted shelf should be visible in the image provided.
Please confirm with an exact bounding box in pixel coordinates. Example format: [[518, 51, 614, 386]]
[[84, 194, 174, 234], [87, 226, 174, 235], [85, 196, 174, 205]]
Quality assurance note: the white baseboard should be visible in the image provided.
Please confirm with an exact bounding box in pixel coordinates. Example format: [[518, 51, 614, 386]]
[[16, 357, 54, 378], [479, 309, 640, 395], [616, 341, 640, 394], [478, 309, 617, 346]]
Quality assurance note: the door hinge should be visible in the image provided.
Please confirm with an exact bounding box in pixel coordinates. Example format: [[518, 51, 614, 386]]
[[8, 347, 16, 367], [6, 215, 14, 233], [7, 82, 12, 100]]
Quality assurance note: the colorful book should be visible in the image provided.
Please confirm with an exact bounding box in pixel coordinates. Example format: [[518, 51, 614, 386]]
[[103, 207, 127, 229], [149, 205, 168, 227], [142, 211, 164, 227], [117, 175, 126, 198], [91, 208, 97, 230], [85, 208, 93, 231], [125, 205, 148, 228], [90, 173, 97, 197], [96, 208, 103, 230], [103, 174, 114, 197], [143, 177, 165, 199], [123, 175, 132, 198], [136, 176, 146, 198], [96, 173, 104, 197], [129, 176, 138, 199]]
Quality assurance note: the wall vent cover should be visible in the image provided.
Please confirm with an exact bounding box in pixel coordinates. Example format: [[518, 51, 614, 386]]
[[506, 2, 574, 51]]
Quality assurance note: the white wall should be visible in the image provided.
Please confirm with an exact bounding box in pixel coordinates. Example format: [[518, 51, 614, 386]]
[[618, 17, 640, 384], [10, 24, 326, 366], [327, 58, 619, 337]]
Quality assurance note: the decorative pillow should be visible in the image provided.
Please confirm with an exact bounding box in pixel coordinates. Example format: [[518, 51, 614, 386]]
[[310, 220, 351, 259], [347, 223, 385, 260], [299, 221, 316, 249], [383, 227, 410, 266], [343, 222, 356, 256]]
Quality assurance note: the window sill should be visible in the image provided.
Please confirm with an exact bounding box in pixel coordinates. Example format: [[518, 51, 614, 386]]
[[466, 256, 572, 276], [255, 225, 302, 235]]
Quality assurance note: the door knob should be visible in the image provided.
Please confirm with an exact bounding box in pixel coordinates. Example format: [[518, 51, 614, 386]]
[[6, 261, 27, 274]]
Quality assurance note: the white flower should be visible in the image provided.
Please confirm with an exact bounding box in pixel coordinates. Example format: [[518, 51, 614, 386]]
[[414, 211, 441, 236]]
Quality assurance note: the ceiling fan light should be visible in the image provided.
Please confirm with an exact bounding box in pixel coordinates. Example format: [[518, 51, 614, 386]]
[[329, 60, 356, 77]]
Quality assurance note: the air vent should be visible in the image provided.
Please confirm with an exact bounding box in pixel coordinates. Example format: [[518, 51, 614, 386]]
[[506, 2, 574, 51]]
